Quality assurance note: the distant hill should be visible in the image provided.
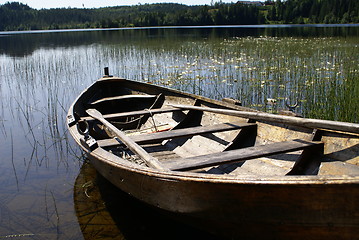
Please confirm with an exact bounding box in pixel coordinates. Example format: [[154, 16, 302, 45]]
[[0, 0, 358, 31]]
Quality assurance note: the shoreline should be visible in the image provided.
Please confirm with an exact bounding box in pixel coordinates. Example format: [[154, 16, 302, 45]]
[[1, 23, 359, 35]]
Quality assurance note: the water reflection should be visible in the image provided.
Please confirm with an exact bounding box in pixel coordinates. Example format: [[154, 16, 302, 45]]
[[74, 161, 221, 240], [0, 37, 85, 239], [1, 25, 358, 57]]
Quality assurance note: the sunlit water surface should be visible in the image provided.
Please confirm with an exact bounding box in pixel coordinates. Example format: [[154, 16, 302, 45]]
[[0, 26, 358, 239]]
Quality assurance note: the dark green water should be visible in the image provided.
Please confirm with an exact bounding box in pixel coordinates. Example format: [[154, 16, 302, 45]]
[[0, 25, 358, 239]]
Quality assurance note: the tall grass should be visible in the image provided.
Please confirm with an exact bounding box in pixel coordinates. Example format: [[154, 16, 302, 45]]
[[95, 34, 358, 122]]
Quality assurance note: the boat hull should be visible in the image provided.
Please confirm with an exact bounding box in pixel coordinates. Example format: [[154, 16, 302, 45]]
[[87, 149, 358, 239], [68, 77, 359, 239]]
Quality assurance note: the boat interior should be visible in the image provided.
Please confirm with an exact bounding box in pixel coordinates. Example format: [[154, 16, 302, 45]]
[[74, 79, 359, 177]]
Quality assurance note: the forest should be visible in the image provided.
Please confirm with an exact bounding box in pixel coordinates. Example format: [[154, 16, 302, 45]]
[[0, 0, 358, 31]]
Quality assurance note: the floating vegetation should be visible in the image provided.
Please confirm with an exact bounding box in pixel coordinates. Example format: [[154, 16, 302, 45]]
[[96, 34, 358, 122]]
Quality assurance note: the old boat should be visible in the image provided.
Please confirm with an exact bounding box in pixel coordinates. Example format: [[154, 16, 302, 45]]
[[67, 70, 359, 239]]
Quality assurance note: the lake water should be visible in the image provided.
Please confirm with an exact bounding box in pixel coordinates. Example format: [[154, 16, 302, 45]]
[[0, 25, 358, 239]]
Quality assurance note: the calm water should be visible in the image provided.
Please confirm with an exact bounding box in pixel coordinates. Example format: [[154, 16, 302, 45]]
[[0, 25, 358, 239]]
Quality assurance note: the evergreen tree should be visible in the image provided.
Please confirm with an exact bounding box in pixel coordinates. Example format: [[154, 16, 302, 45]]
[[0, 1, 358, 31]]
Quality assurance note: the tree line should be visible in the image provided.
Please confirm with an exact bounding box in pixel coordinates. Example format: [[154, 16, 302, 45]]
[[0, 0, 358, 31]]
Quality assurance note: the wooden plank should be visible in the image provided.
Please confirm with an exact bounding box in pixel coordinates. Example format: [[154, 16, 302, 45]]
[[163, 139, 324, 171], [170, 104, 359, 134], [225, 119, 257, 150], [86, 109, 166, 170], [82, 107, 180, 121], [97, 122, 256, 147], [131, 122, 257, 145], [89, 94, 156, 105], [286, 129, 324, 175]]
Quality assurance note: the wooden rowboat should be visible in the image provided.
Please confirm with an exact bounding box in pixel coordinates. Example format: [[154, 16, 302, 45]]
[[67, 70, 359, 239]]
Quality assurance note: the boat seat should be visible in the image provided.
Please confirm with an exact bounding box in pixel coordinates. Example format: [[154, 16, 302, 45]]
[[82, 107, 181, 121], [88, 94, 157, 105], [163, 139, 324, 171], [97, 122, 257, 147], [132, 122, 256, 144]]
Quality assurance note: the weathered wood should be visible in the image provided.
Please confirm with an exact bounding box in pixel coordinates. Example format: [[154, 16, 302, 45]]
[[225, 119, 257, 150], [133, 122, 255, 144], [89, 94, 156, 105], [97, 122, 257, 147], [86, 108, 166, 170], [287, 129, 324, 175], [170, 104, 359, 134], [164, 139, 324, 171], [82, 107, 180, 121], [286, 143, 324, 175]]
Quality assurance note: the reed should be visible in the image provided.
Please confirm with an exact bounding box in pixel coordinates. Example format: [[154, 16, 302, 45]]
[[92, 34, 358, 123]]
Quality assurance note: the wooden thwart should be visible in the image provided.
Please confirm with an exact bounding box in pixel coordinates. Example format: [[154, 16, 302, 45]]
[[89, 94, 157, 105], [163, 139, 324, 171], [82, 107, 180, 121], [97, 122, 256, 147], [132, 122, 256, 144]]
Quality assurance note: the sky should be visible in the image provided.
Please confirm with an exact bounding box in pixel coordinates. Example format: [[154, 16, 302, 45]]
[[0, 0, 256, 9]]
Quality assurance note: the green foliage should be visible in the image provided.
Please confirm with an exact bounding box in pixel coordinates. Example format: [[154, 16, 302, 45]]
[[266, 0, 359, 24], [0, 0, 358, 31]]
